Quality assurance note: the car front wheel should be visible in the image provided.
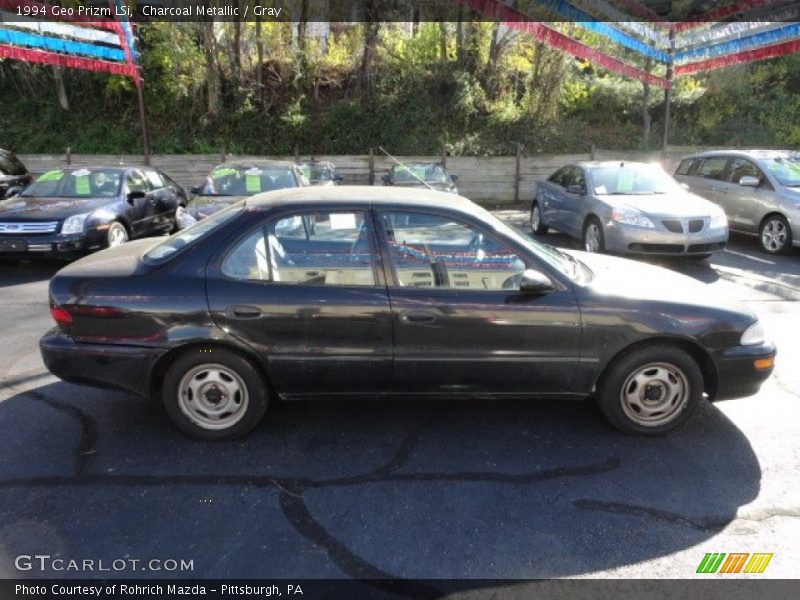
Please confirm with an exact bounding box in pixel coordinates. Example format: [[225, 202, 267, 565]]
[[597, 345, 703, 435], [162, 348, 268, 440], [759, 215, 792, 254], [583, 217, 605, 253], [106, 221, 129, 247]]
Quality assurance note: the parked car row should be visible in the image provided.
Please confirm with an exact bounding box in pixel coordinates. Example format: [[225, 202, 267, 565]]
[[532, 151, 800, 258], [0, 151, 460, 260]]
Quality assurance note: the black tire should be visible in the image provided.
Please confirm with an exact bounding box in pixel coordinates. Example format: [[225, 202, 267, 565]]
[[582, 217, 605, 253], [162, 348, 268, 440], [106, 221, 129, 248], [759, 214, 793, 255], [530, 201, 549, 235], [596, 345, 703, 436]]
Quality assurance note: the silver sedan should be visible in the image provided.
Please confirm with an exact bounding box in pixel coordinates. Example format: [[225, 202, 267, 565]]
[[531, 161, 729, 258]]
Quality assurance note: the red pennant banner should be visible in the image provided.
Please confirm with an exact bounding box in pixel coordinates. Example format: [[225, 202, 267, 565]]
[[0, 43, 139, 82], [675, 37, 800, 75]]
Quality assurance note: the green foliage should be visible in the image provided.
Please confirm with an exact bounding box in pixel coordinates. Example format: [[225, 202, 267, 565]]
[[1, 23, 798, 156]]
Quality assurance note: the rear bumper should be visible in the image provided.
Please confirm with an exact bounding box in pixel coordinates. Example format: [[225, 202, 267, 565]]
[[40, 329, 163, 397], [711, 342, 776, 401]]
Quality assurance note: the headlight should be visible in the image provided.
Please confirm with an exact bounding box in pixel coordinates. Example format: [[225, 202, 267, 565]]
[[710, 212, 728, 229], [610, 209, 655, 229], [740, 321, 765, 346], [61, 213, 89, 235]]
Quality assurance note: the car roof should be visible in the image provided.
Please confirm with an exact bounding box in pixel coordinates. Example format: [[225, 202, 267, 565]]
[[216, 160, 296, 169], [683, 149, 798, 160], [245, 186, 476, 213], [573, 161, 658, 169]]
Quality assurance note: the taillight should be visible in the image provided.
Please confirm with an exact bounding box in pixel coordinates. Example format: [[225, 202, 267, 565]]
[[50, 305, 73, 328]]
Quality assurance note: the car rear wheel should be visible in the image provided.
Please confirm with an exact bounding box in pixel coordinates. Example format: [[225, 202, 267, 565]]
[[106, 221, 129, 247], [597, 345, 703, 435], [583, 217, 605, 253], [759, 215, 792, 255], [530, 202, 548, 235], [162, 348, 268, 440]]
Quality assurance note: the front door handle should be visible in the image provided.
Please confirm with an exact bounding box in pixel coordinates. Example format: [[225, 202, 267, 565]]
[[399, 311, 437, 324], [228, 305, 262, 319]]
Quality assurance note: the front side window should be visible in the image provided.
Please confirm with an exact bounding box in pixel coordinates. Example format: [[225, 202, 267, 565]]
[[222, 210, 377, 286], [549, 167, 570, 187], [382, 211, 526, 290], [126, 171, 150, 194]]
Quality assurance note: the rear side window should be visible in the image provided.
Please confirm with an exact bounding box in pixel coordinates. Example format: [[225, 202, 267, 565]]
[[695, 157, 729, 180], [222, 210, 377, 286], [675, 158, 696, 176]]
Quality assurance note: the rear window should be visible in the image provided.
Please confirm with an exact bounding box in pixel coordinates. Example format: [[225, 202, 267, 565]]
[[143, 203, 244, 263], [675, 158, 696, 176]]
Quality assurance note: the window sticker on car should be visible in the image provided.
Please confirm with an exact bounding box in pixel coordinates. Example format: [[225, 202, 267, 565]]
[[37, 170, 64, 182], [617, 170, 635, 192], [330, 213, 358, 230], [75, 175, 91, 195], [245, 174, 261, 193], [211, 167, 236, 179]]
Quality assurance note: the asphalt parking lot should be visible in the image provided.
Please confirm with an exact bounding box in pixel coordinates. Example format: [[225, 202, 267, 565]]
[[1, 211, 799, 582]]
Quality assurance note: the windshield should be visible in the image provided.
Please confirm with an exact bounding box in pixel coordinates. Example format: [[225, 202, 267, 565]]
[[199, 165, 298, 196], [144, 202, 244, 262], [300, 163, 333, 182], [590, 164, 680, 196], [762, 156, 800, 187], [394, 164, 450, 184], [20, 168, 122, 198], [470, 204, 582, 280]]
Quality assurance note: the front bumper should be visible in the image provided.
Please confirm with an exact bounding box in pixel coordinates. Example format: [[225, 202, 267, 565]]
[[603, 221, 728, 256], [711, 342, 776, 401], [40, 329, 164, 397], [0, 231, 104, 258]]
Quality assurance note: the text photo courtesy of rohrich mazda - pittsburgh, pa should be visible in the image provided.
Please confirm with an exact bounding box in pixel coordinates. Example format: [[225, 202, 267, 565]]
[[1, 1, 800, 598]]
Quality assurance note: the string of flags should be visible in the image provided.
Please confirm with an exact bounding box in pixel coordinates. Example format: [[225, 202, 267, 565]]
[[0, 0, 798, 90]]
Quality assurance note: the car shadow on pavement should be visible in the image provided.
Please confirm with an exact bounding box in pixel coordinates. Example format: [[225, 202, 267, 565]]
[[0, 381, 761, 581], [0, 260, 63, 288]]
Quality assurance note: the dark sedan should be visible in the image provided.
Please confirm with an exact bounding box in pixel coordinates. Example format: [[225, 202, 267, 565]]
[[0, 166, 186, 259], [185, 160, 306, 222], [41, 187, 775, 440], [0, 148, 33, 199]]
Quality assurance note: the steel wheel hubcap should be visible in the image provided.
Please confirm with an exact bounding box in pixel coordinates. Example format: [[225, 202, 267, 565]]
[[585, 224, 600, 252], [620, 362, 689, 427], [532, 206, 541, 230], [108, 226, 127, 247], [762, 220, 786, 251], [177, 363, 249, 430]]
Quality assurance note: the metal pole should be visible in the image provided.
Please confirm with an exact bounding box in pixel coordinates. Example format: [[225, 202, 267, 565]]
[[661, 29, 675, 160], [135, 79, 151, 166]]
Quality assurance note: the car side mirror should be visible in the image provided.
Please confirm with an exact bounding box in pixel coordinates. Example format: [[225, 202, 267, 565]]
[[519, 269, 555, 294], [190, 185, 201, 194], [566, 184, 585, 195], [127, 190, 146, 204], [450, 175, 458, 182], [739, 175, 760, 187]]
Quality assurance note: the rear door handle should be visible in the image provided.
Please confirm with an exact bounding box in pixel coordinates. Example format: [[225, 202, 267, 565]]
[[228, 305, 262, 319], [399, 311, 437, 324]]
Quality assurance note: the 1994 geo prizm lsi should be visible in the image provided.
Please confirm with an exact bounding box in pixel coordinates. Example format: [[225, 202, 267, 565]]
[[40, 187, 776, 440]]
